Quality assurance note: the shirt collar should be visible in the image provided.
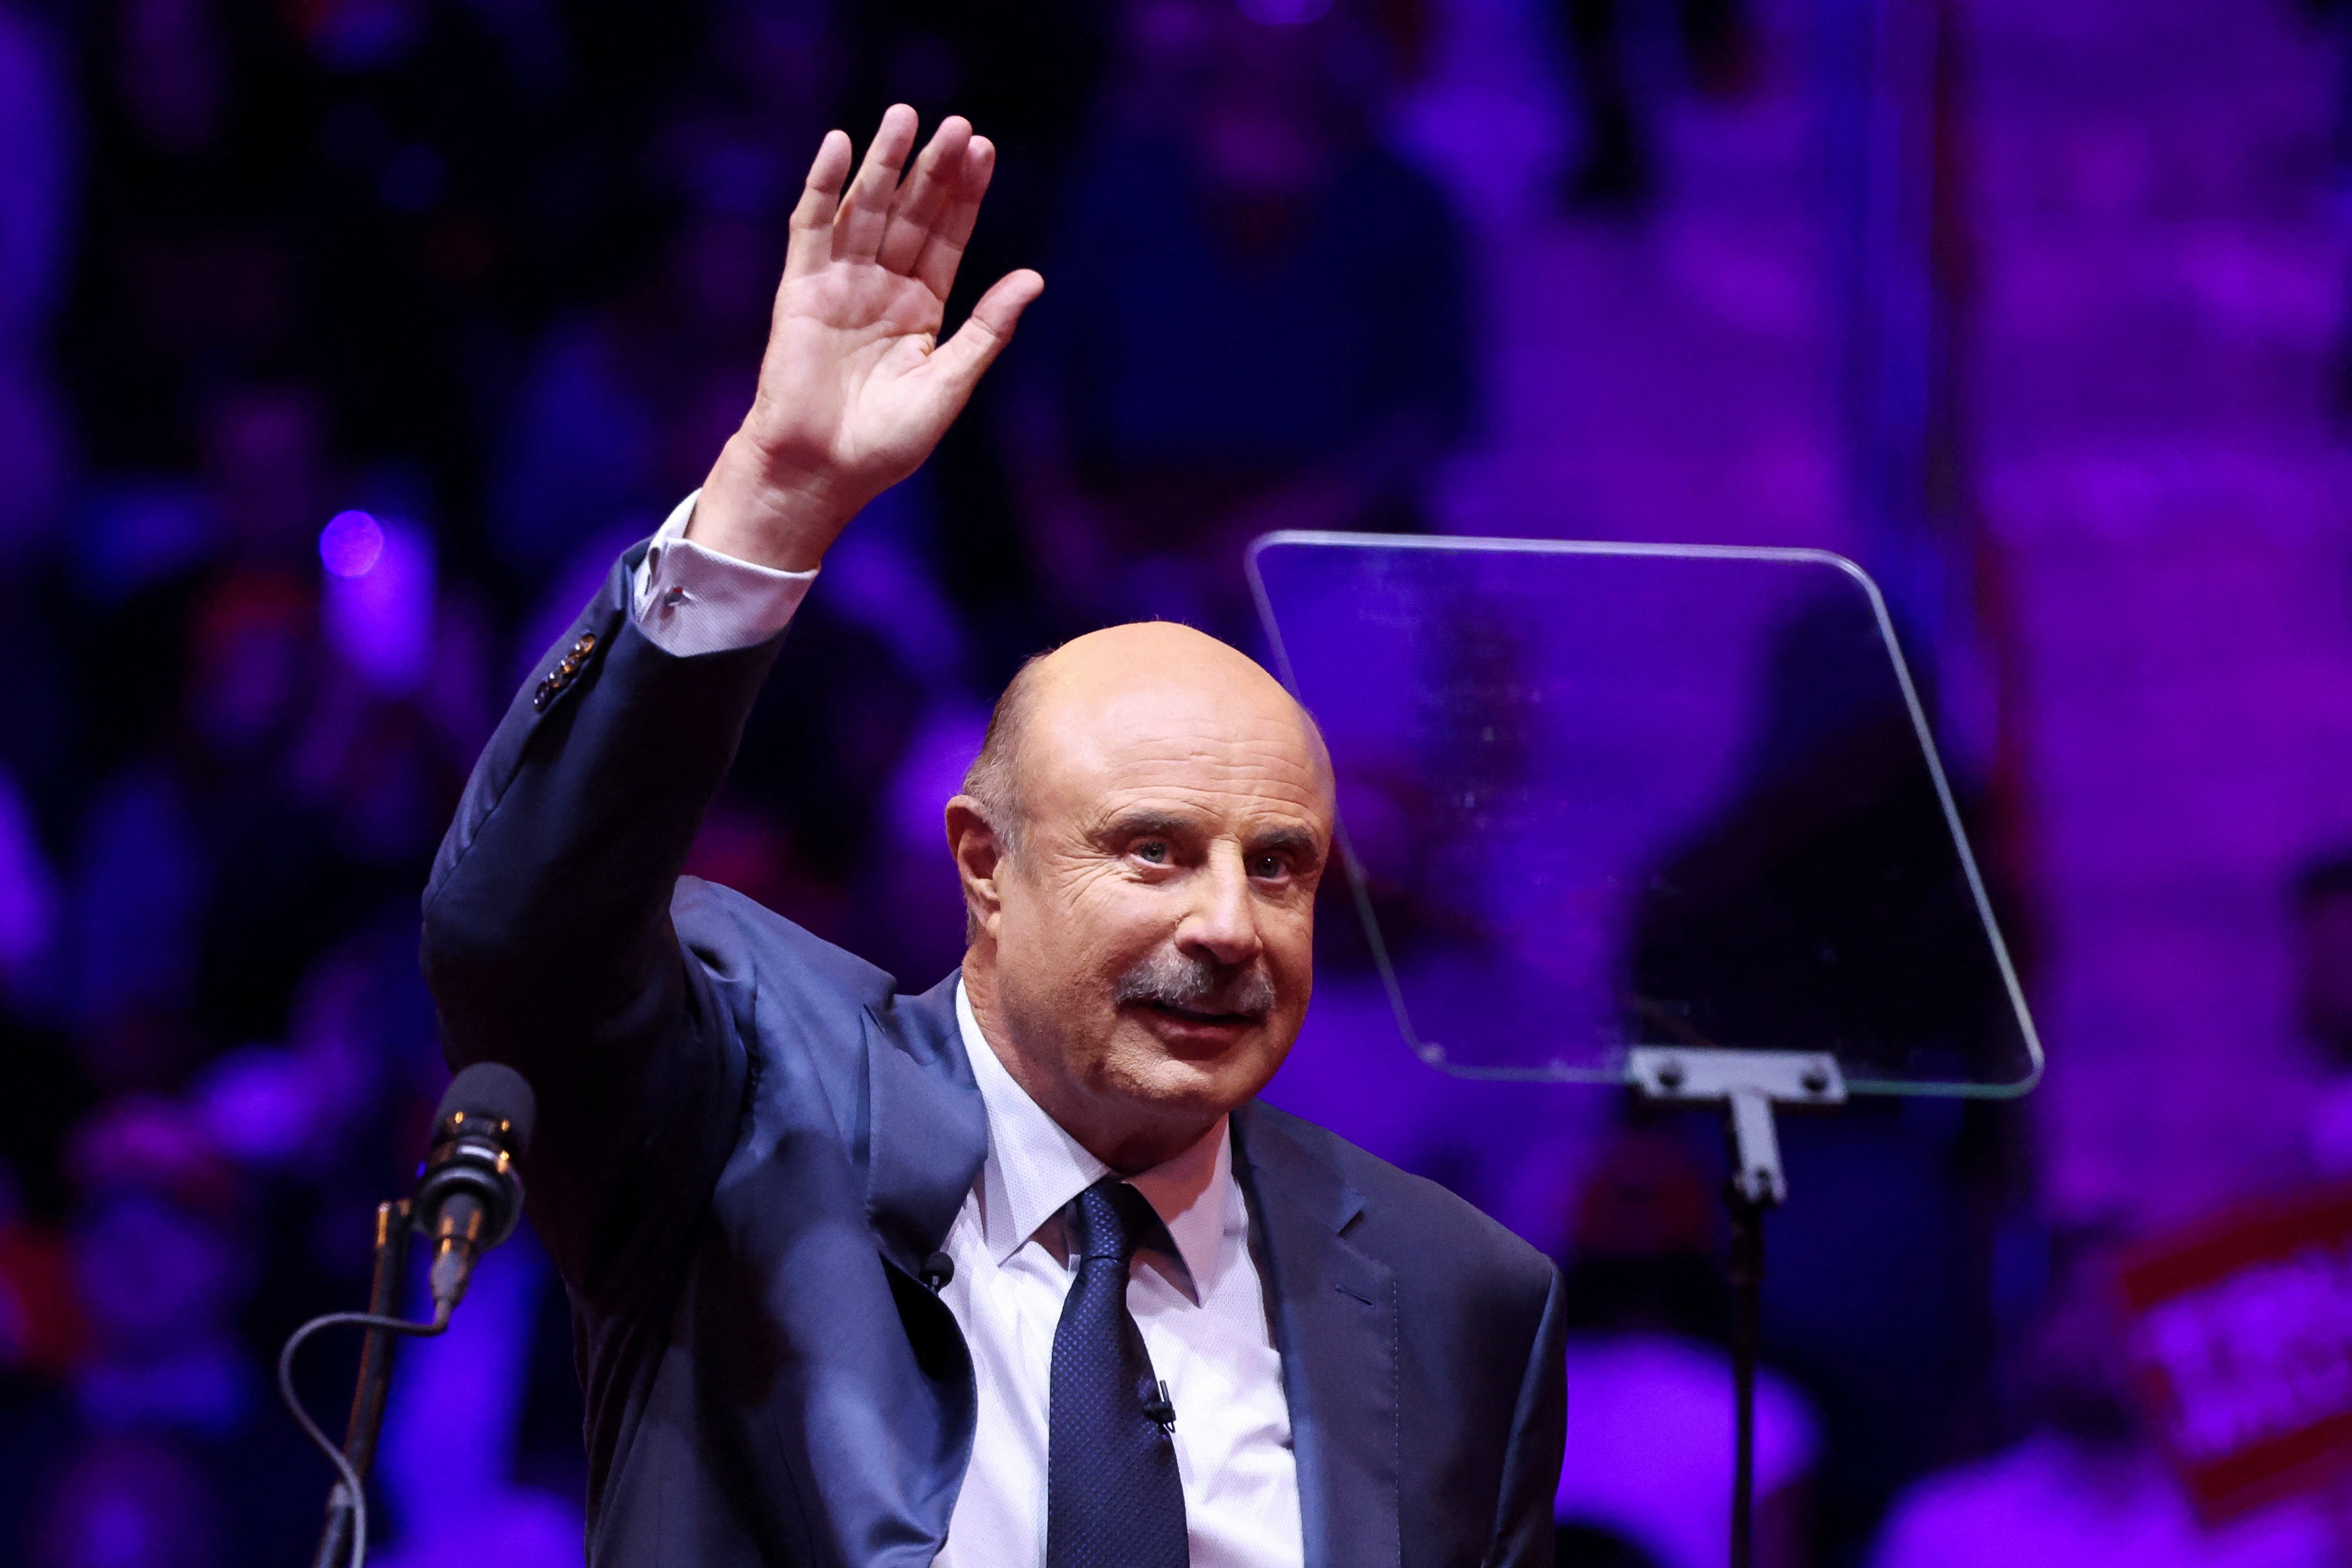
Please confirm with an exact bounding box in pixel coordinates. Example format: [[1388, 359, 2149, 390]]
[[956, 976, 1231, 1302]]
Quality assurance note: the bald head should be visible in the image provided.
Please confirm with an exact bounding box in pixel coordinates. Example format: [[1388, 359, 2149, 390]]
[[961, 622, 1331, 856], [947, 622, 1335, 1172]]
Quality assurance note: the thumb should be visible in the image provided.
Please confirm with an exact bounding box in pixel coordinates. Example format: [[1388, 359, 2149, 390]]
[[929, 268, 1044, 394]]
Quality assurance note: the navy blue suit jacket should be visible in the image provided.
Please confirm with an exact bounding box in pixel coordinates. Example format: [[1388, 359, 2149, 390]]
[[421, 550, 1567, 1567]]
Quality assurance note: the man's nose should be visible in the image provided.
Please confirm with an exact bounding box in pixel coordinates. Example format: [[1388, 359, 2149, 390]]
[[1179, 847, 1262, 967]]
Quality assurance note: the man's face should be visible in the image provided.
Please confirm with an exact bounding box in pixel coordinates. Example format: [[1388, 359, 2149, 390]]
[[975, 664, 1331, 1168]]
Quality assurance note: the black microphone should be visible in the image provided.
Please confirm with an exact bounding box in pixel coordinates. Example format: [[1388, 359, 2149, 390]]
[[414, 1063, 535, 1315], [1142, 1378, 1176, 1433]]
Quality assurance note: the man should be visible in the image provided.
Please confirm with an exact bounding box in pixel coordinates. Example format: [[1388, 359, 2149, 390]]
[[423, 106, 1564, 1567]]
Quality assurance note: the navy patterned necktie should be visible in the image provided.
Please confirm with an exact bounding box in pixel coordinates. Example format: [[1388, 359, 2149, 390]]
[[1046, 1177, 1189, 1568]]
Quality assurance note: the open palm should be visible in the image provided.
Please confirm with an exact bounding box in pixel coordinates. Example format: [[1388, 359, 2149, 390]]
[[695, 107, 1043, 571]]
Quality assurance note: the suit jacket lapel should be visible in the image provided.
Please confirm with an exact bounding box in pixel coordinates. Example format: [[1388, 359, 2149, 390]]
[[1232, 1104, 1401, 1568], [863, 972, 988, 1277]]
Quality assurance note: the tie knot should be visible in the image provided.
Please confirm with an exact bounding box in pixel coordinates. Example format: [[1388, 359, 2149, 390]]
[[1067, 1178, 1164, 1266]]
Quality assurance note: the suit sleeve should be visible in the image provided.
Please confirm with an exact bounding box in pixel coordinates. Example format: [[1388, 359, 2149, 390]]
[[419, 545, 785, 1307], [1486, 1267, 1568, 1567]]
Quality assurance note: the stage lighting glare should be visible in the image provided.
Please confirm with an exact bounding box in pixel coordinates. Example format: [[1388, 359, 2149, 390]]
[[320, 510, 385, 578]]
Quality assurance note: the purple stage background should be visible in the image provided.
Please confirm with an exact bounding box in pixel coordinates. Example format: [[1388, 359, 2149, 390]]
[[2, 0, 2350, 1565]]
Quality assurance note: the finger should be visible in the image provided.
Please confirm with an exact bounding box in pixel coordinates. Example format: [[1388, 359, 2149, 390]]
[[783, 129, 854, 281], [927, 267, 1044, 395], [912, 135, 998, 302], [834, 104, 919, 264], [878, 115, 972, 277]]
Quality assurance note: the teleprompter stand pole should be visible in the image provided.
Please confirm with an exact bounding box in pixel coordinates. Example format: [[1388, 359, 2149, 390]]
[[311, 1200, 412, 1568], [1627, 1048, 1847, 1568], [1725, 1182, 1764, 1568]]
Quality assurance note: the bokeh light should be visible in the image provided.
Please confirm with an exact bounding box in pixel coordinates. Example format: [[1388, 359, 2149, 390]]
[[318, 510, 385, 578]]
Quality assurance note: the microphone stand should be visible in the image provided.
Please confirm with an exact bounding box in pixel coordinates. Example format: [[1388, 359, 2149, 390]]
[[310, 1200, 412, 1568], [286, 1065, 530, 1568], [1628, 1047, 1846, 1568]]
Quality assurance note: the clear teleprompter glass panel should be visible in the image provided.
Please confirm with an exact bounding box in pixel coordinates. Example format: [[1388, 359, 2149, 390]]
[[1248, 532, 2042, 1097]]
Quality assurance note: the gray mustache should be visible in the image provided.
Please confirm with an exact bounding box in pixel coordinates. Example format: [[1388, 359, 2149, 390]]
[[1113, 949, 1278, 1019]]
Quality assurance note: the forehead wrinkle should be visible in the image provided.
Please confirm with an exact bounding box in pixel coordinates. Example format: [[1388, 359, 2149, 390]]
[[1070, 746, 1328, 807], [1034, 721, 1325, 805], [1080, 781, 1328, 836], [1093, 743, 1323, 789]]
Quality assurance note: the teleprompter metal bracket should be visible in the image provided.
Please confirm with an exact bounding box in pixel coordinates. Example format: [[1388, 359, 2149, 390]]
[[1626, 1047, 1848, 1207]]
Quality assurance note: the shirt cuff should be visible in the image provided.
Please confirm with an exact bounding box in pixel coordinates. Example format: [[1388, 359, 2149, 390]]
[[630, 490, 818, 657]]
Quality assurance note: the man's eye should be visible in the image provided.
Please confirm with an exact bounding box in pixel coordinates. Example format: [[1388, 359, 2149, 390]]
[[1249, 854, 1286, 879], [1136, 841, 1169, 864]]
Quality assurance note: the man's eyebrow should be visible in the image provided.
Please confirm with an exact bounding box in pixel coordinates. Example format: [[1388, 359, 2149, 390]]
[[1096, 808, 1200, 842], [1248, 825, 1324, 862]]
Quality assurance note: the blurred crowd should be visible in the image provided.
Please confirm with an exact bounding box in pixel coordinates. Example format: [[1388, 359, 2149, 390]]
[[0, 1, 2343, 1566]]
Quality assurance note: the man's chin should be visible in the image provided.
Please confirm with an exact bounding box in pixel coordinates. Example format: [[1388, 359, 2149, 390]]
[[1105, 1004, 1296, 1114]]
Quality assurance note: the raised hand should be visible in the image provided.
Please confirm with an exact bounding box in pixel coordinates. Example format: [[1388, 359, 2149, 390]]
[[691, 106, 1044, 572]]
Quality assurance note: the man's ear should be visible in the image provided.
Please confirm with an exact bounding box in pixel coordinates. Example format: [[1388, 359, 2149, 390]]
[[944, 795, 1009, 940]]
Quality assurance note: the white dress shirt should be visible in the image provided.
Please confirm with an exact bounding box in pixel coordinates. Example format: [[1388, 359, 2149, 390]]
[[628, 490, 817, 657], [625, 493, 1304, 1567]]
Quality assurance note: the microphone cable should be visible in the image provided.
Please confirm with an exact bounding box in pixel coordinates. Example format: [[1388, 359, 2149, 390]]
[[275, 1304, 451, 1568]]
